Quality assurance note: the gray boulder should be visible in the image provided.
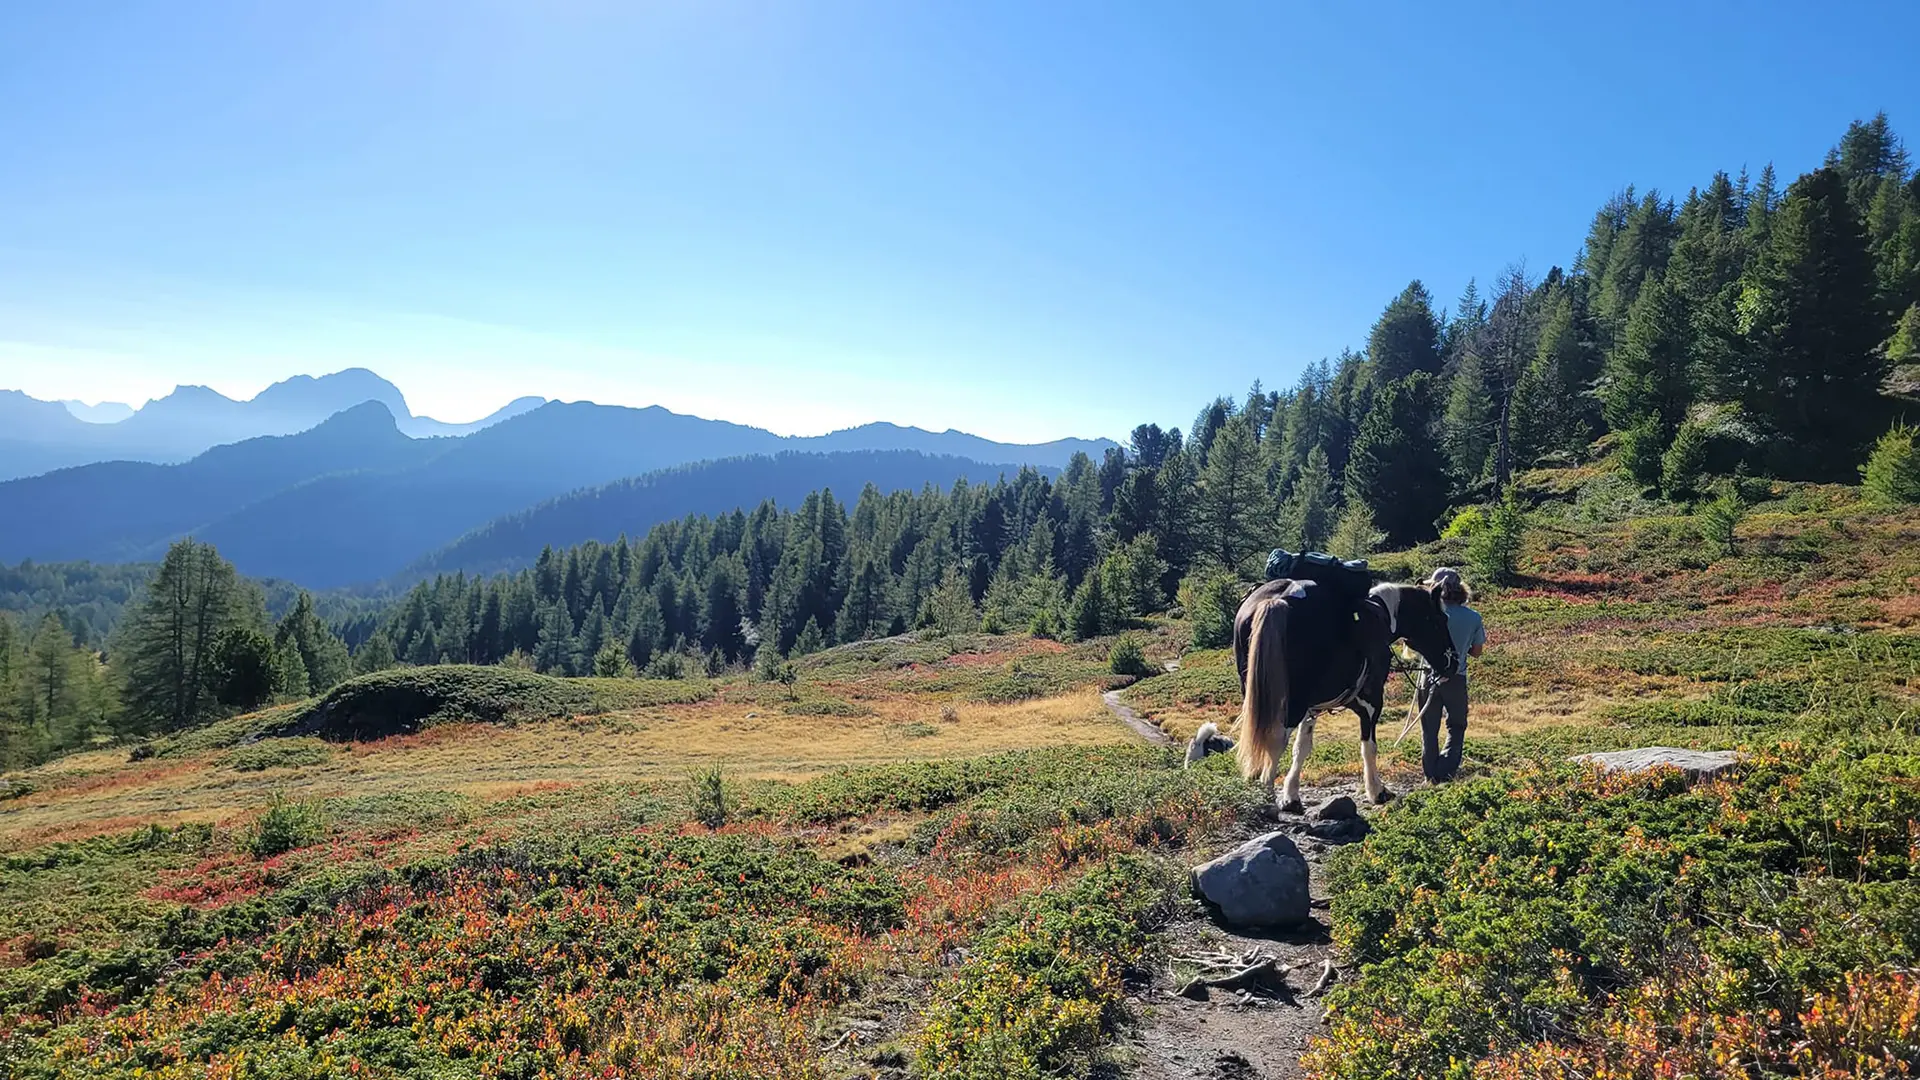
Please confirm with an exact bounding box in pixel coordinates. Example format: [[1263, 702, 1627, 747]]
[[1574, 747, 1742, 781], [1191, 831, 1310, 929], [1310, 795, 1358, 821], [1306, 816, 1371, 844]]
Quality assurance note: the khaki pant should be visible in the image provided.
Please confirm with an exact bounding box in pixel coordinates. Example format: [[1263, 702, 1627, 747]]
[[1417, 675, 1468, 782]]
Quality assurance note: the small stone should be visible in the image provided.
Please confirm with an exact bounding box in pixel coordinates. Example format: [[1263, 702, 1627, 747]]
[[1191, 831, 1311, 929], [1574, 747, 1743, 781], [1309, 795, 1359, 821]]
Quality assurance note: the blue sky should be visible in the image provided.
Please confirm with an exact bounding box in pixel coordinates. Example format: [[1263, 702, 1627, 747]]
[[2, 1, 1915, 442]]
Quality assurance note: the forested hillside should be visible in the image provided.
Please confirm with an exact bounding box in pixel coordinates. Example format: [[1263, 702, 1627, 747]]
[[406, 450, 1058, 579]]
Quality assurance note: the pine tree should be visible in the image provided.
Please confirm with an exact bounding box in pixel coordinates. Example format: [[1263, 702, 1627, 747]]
[[1197, 414, 1273, 575], [1368, 280, 1443, 382], [1735, 166, 1890, 477], [115, 540, 252, 734], [922, 568, 978, 635], [1345, 373, 1451, 546]]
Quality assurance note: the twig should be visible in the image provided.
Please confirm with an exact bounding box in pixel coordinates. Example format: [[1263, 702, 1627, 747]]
[[1306, 959, 1336, 997], [1176, 957, 1292, 999]]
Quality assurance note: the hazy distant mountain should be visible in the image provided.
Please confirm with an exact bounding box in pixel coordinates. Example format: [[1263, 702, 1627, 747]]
[[0, 402, 446, 565], [0, 392, 1116, 589], [62, 400, 136, 424], [0, 369, 545, 480]]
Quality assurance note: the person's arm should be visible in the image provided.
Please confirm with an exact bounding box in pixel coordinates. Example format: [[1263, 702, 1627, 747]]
[[1469, 643, 1484, 658], [1469, 619, 1487, 658]]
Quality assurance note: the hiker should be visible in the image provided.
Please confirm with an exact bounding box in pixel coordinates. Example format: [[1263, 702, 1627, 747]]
[[1416, 567, 1484, 783]]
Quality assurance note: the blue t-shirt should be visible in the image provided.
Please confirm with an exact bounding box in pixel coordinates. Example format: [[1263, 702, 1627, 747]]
[[1444, 604, 1486, 677]]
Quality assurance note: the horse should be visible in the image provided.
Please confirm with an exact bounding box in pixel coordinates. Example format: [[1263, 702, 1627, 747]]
[[1218, 578, 1456, 812]]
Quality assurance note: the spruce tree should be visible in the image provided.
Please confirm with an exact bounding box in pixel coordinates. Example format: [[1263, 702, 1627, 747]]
[[1604, 274, 1693, 441], [1277, 446, 1337, 552], [1368, 280, 1443, 382], [1735, 166, 1889, 477], [1345, 373, 1451, 546]]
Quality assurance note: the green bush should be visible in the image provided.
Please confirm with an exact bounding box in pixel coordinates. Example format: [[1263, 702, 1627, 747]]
[[1179, 571, 1243, 650], [1441, 506, 1486, 540], [915, 855, 1180, 1079], [1861, 421, 1920, 505], [687, 766, 728, 828], [242, 794, 329, 858], [223, 738, 332, 772], [1107, 634, 1155, 677]]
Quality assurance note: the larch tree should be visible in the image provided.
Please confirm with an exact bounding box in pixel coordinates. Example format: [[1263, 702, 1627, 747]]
[[1197, 414, 1274, 575], [115, 540, 253, 734]]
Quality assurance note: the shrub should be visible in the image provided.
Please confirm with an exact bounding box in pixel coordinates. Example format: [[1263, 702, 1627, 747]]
[[1179, 571, 1243, 650], [687, 766, 728, 828], [1107, 634, 1155, 677], [1310, 744, 1920, 1078], [223, 738, 332, 772], [915, 855, 1180, 1079], [1861, 421, 1920, 505], [1467, 495, 1526, 583], [242, 794, 328, 858], [1441, 506, 1487, 540]]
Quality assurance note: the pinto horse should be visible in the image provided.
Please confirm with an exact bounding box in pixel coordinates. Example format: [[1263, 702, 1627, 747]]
[[1229, 579, 1455, 811]]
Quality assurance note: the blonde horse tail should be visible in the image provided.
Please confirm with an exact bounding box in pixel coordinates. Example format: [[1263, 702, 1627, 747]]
[[1234, 598, 1290, 783]]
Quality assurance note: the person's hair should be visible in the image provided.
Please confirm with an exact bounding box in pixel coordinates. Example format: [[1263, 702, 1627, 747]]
[[1439, 579, 1472, 606]]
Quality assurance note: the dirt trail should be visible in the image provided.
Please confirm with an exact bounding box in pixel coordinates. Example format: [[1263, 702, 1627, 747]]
[[1099, 689, 1365, 1077], [1124, 778, 1366, 1079], [1102, 687, 1178, 747]]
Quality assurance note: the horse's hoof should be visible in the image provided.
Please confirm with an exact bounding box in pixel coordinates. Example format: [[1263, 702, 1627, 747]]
[[1277, 800, 1306, 815], [1372, 788, 1396, 805]]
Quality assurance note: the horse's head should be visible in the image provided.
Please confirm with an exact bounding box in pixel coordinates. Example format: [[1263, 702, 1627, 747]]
[[1373, 583, 1456, 676]]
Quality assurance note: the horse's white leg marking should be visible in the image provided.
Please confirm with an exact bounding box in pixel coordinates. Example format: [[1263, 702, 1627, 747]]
[[1361, 738, 1385, 803], [1265, 723, 1293, 808], [1283, 715, 1314, 808]]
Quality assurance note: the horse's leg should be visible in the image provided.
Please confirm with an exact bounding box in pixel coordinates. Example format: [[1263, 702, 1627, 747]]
[[1353, 696, 1391, 804], [1261, 724, 1293, 808], [1280, 714, 1314, 812]]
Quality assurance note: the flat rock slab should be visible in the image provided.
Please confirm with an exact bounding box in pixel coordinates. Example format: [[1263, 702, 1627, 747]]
[[1192, 831, 1310, 929], [1574, 747, 1743, 781]]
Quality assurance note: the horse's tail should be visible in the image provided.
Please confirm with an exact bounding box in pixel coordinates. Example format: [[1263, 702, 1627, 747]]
[[1235, 597, 1290, 783]]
